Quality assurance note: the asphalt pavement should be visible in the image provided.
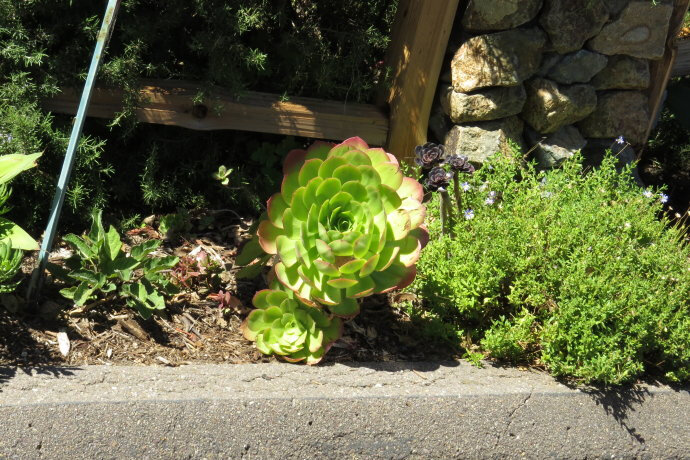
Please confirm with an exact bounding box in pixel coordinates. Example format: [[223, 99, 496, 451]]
[[1, 361, 688, 459]]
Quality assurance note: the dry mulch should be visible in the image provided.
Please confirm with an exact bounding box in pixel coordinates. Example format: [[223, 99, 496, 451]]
[[1, 211, 458, 368]]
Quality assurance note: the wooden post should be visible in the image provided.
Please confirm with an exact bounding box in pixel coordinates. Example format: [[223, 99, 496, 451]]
[[380, 0, 460, 163], [642, 0, 690, 154], [671, 38, 690, 77]]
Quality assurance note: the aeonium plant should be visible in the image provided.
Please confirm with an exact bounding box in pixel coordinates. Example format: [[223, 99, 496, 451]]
[[415, 143, 475, 236], [243, 137, 428, 319], [241, 287, 342, 364]]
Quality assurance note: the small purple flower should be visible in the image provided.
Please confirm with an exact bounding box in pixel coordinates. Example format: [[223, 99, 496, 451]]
[[464, 209, 475, 220], [643, 189, 653, 199], [426, 166, 452, 192], [660, 193, 669, 204], [485, 197, 495, 206], [461, 182, 471, 192], [616, 136, 625, 145], [445, 155, 475, 174], [414, 142, 445, 169]]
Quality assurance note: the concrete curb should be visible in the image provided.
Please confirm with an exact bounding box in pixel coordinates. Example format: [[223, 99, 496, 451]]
[[0, 361, 688, 459]]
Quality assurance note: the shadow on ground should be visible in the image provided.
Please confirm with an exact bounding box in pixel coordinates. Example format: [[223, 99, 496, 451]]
[[0, 308, 77, 390]]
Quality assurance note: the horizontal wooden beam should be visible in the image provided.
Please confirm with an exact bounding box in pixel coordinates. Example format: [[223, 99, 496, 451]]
[[672, 38, 690, 76], [42, 80, 389, 146]]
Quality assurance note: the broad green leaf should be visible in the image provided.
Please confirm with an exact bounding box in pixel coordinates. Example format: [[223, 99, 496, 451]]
[[73, 281, 95, 306], [104, 256, 140, 275], [68, 269, 101, 285], [59, 286, 77, 300], [0, 153, 41, 185], [105, 225, 122, 260], [0, 218, 38, 250], [88, 209, 105, 243], [145, 255, 179, 273], [63, 234, 95, 259], [130, 239, 160, 260]]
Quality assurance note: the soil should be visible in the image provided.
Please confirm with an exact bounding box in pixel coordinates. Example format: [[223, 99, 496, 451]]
[[1, 210, 458, 368]]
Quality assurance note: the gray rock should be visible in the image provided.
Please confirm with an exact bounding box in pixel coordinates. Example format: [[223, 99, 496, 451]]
[[440, 85, 526, 123], [591, 55, 650, 90], [462, 0, 543, 32], [603, 0, 631, 16], [547, 50, 609, 84], [526, 125, 587, 169], [451, 28, 547, 92], [444, 116, 525, 164], [578, 91, 650, 144], [536, 53, 562, 77], [522, 78, 598, 133], [587, 1, 673, 59], [540, 0, 609, 53]]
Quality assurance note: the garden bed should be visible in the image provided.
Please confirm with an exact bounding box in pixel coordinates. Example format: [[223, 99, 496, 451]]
[[1, 209, 457, 368]]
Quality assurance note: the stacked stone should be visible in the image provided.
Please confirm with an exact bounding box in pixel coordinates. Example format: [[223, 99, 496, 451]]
[[438, 0, 673, 169]]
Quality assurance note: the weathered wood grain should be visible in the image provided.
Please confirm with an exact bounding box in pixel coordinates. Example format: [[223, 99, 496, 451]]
[[379, 0, 460, 163], [671, 38, 690, 77], [43, 80, 389, 146]]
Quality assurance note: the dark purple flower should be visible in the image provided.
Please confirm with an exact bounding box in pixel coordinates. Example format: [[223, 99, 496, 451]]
[[426, 167, 453, 192], [414, 142, 445, 169], [445, 155, 475, 174]]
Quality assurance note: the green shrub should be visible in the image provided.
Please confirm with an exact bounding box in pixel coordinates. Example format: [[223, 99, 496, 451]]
[[412, 150, 690, 384]]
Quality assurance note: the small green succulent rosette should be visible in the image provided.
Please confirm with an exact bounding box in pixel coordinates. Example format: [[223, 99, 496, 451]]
[[241, 288, 343, 364], [257, 137, 428, 318]]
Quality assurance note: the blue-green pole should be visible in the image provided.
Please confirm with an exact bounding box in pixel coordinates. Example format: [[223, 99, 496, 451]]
[[27, 0, 122, 303]]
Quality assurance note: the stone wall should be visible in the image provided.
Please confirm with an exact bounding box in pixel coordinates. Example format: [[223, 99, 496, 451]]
[[434, 0, 673, 169]]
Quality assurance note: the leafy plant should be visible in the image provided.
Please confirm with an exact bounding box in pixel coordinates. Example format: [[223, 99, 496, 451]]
[[0, 241, 22, 294], [213, 165, 233, 186], [171, 246, 222, 289], [238, 137, 428, 319], [51, 211, 179, 318], [241, 288, 342, 364], [0, 152, 41, 250], [158, 210, 192, 239], [412, 148, 690, 385]]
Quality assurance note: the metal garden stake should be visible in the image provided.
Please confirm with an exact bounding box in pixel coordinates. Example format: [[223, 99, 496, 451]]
[[27, 0, 122, 303]]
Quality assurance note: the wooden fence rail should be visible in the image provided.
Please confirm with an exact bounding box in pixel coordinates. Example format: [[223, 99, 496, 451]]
[[43, 80, 390, 146]]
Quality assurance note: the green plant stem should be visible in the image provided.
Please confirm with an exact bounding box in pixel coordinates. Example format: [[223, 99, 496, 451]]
[[453, 173, 462, 212], [440, 190, 455, 238]]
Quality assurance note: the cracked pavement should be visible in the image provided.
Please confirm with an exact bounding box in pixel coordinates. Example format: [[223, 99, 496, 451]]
[[1, 362, 689, 458]]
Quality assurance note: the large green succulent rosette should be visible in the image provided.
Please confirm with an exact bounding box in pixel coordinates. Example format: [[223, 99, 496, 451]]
[[241, 288, 343, 364], [257, 137, 428, 318]]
